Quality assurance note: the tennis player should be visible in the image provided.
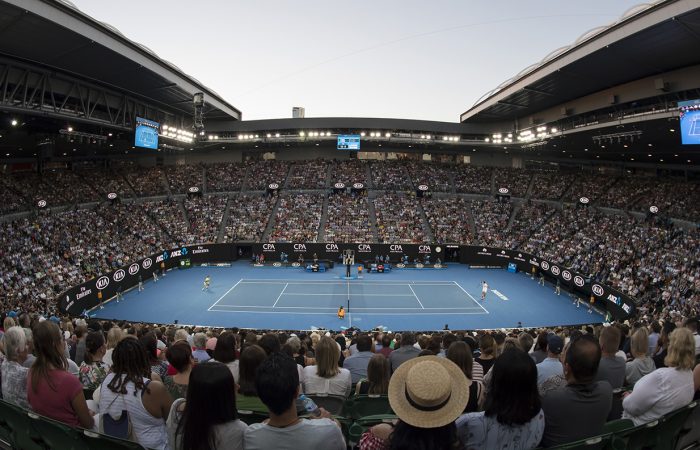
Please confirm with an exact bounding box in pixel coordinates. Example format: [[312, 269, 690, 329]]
[[481, 281, 488, 300], [202, 275, 211, 291]]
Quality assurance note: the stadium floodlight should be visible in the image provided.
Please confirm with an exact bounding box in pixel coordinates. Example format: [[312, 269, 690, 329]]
[[550, 127, 558, 133], [67, 127, 73, 132], [208, 135, 214, 140], [426, 135, 431, 139], [421, 135, 425, 139], [492, 133, 501, 139], [300, 131, 305, 137], [442, 136, 448, 141], [484, 137, 490, 142], [385, 133, 391, 138], [266, 133, 271, 138], [11, 119, 18, 126], [255, 135, 259, 138], [238, 135, 243, 139], [360, 132, 366, 137], [275, 133, 280, 138]]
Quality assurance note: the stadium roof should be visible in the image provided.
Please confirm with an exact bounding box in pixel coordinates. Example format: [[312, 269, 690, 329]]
[[461, 0, 700, 123], [0, 0, 241, 121]]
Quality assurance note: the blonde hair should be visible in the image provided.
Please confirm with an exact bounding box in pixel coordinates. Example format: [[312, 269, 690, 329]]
[[106, 327, 124, 349], [3, 317, 15, 330], [315, 336, 340, 378], [630, 328, 649, 358], [664, 327, 695, 370]]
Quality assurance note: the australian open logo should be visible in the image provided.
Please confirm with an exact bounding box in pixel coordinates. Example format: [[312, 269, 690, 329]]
[[389, 244, 403, 253], [262, 243, 276, 252], [293, 243, 307, 252], [128, 263, 140, 276], [418, 245, 431, 254], [592, 284, 604, 297], [142, 258, 153, 270], [573, 275, 585, 287], [113, 269, 125, 283], [551, 266, 560, 276], [96, 276, 109, 290], [325, 243, 339, 252], [562, 270, 572, 281], [540, 261, 550, 271], [357, 244, 372, 252]]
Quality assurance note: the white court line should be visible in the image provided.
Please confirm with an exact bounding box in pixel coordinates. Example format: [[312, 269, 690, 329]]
[[271, 283, 288, 308], [208, 308, 489, 315], [239, 279, 455, 285], [210, 304, 484, 311], [279, 293, 415, 297], [453, 281, 490, 314], [407, 285, 425, 309], [207, 279, 243, 311]]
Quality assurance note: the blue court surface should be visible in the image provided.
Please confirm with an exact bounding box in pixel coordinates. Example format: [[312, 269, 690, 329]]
[[90, 262, 603, 331]]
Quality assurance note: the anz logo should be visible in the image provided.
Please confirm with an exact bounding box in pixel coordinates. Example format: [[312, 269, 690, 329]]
[[262, 244, 276, 251], [170, 248, 187, 258], [293, 244, 307, 251]]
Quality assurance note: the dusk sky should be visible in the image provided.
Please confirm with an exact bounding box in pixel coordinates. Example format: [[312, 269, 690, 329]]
[[70, 0, 644, 122]]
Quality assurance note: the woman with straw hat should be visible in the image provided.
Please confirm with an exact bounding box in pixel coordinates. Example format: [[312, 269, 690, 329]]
[[359, 355, 468, 449]]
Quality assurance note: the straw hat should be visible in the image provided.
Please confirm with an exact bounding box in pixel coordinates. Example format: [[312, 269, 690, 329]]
[[388, 356, 469, 429]]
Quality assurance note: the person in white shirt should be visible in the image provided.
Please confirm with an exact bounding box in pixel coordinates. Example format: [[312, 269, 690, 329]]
[[684, 318, 700, 356], [302, 336, 351, 397], [481, 281, 488, 300], [622, 328, 696, 426]]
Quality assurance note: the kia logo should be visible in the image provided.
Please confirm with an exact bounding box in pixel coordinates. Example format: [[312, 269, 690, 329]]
[[541, 261, 550, 270], [273, 262, 282, 267], [268, 183, 279, 190], [352, 183, 364, 189], [551, 266, 560, 276], [37, 200, 47, 208], [574, 276, 585, 287], [107, 192, 117, 200], [142, 258, 153, 269], [113, 269, 125, 282], [128, 263, 140, 275], [579, 197, 590, 204], [649, 205, 659, 214], [498, 187, 509, 194], [562, 270, 572, 281], [188, 186, 200, 193], [96, 276, 109, 290], [418, 184, 428, 191], [592, 284, 604, 297], [334, 182, 345, 189]]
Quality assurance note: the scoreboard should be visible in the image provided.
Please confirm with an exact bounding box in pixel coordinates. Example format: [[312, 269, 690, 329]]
[[337, 134, 360, 150]]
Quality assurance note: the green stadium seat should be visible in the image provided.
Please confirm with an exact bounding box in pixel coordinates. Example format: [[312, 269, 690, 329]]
[[237, 409, 269, 425], [654, 401, 696, 450], [27, 411, 90, 450], [347, 414, 398, 447], [610, 418, 660, 450], [307, 394, 346, 416], [541, 434, 611, 450], [602, 418, 634, 434], [345, 395, 393, 420], [81, 430, 146, 450], [675, 400, 700, 450], [0, 400, 43, 450]]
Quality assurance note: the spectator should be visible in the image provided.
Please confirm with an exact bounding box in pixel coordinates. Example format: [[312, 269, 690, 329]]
[[446, 341, 483, 413], [28, 321, 94, 429], [596, 326, 626, 389], [541, 334, 612, 447], [141, 332, 169, 379], [622, 328, 696, 426], [456, 348, 544, 449], [163, 341, 193, 400], [237, 345, 268, 413], [192, 332, 211, 363], [625, 328, 655, 385], [99, 337, 173, 450], [258, 333, 281, 356], [531, 332, 548, 364], [359, 356, 468, 449], [1, 326, 30, 409], [211, 331, 239, 382], [244, 353, 345, 450], [103, 326, 123, 367], [343, 334, 374, 384], [379, 335, 393, 358], [355, 354, 390, 396], [389, 332, 421, 373], [21, 328, 36, 369], [685, 317, 700, 356], [475, 334, 496, 374], [518, 332, 534, 355], [648, 321, 661, 356], [536, 334, 564, 385], [167, 362, 246, 450], [303, 336, 352, 397], [78, 331, 109, 390], [654, 321, 677, 369]]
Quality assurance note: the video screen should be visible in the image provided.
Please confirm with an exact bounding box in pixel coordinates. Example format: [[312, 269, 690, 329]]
[[134, 117, 160, 149], [679, 100, 700, 145], [337, 134, 361, 150]]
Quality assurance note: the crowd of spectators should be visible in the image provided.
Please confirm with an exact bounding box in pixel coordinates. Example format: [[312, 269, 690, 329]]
[[508, 201, 558, 249], [330, 159, 368, 186], [421, 197, 474, 244], [269, 194, 323, 243], [0, 178, 27, 214], [287, 160, 329, 189], [125, 166, 168, 197], [205, 162, 247, 192], [142, 200, 189, 247], [370, 161, 412, 191], [324, 193, 373, 243], [470, 199, 515, 248], [223, 195, 275, 242], [562, 173, 617, 204], [629, 181, 700, 222], [404, 160, 453, 192], [454, 165, 492, 194], [493, 168, 533, 198], [0, 317, 695, 450], [166, 164, 204, 194], [531, 171, 571, 200], [245, 160, 290, 191], [183, 196, 228, 244], [373, 193, 427, 244]]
